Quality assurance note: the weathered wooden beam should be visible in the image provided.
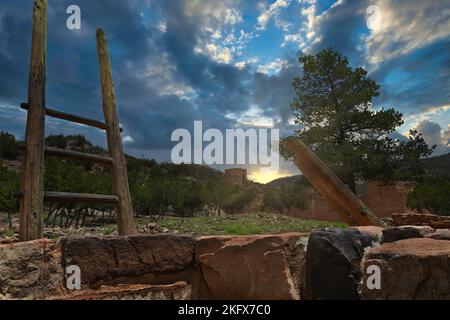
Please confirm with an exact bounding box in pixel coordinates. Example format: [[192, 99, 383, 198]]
[[20, 103, 123, 132], [96, 29, 136, 235], [286, 137, 381, 226], [43, 192, 118, 204], [16, 191, 118, 204], [19, 0, 47, 241], [45, 147, 114, 165], [18, 144, 114, 166]]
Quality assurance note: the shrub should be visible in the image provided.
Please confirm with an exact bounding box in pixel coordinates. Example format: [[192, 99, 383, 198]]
[[406, 175, 450, 216], [0, 165, 20, 214], [0, 131, 19, 160]]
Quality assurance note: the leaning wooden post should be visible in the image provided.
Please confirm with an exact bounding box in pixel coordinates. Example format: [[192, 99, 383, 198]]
[[19, 0, 47, 241], [286, 137, 381, 226], [96, 28, 136, 235]]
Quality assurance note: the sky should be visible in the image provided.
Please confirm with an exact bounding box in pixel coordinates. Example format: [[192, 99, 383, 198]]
[[0, 0, 449, 183]]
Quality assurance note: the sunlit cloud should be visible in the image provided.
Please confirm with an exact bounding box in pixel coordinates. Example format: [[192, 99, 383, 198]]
[[257, 58, 290, 75], [257, 0, 292, 30], [364, 0, 450, 66], [0, 0, 449, 178], [123, 135, 135, 144]]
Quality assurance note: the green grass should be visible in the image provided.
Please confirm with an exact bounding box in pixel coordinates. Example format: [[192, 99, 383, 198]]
[[134, 213, 346, 236], [0, 229, 15, 238], [102, 225, 117, 236], [0, 212, 346, 239]]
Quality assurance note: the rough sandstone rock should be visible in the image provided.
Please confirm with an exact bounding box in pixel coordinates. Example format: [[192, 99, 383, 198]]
[[351, 226, 384, 243], [196, 233, 308, 300], [2, 233, 310, 300], [392, 213, 450, 229], [380, 226, 434, 244], [425, 229, 450, 241], [304, 228, 374, 300], [61, 234, 195, 287], [360, 238, 450, 299], [0, 239, 64, 299], [57, 282, 191, 300]]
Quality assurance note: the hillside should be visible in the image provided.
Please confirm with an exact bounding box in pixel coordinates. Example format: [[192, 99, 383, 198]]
[[1, 133, 224, 182], [422, 153, 450, 174], [266, 175, 305, 188], [3, 132, 448, 221], [0, 132, 261, 219]]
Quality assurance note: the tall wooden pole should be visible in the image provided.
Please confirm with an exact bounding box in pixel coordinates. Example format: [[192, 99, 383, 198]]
[[19, 0, 47, 241], [96, 29, 136, 235], [286, 137, 380, 226]]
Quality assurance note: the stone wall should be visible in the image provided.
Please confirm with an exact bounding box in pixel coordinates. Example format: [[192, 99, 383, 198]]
[[0, 239, 65, 299], [1, 227, 449, 300], [0, 233, 308, 300], [196, 234, 307, 299], [392, 212, 450, 229], [287, 197, 342, 222], [223, 168, 247, 186], [360, 238, 450, 299], [361, 181, 413, 218], [288, 181, 414, 222]]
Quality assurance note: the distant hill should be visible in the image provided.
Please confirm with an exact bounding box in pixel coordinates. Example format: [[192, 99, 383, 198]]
[[20, 133, 225, 182], [266, 153, 450, 189], [1, 132, 258, 218], [266, 175, 306, 188], [422, 153, 450, 173], [0, 131, 226, 185]]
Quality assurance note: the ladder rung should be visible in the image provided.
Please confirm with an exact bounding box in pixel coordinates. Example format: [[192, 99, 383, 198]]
[[44, 192, 118, 204], [18, 145, 114, 166], [20, 103, 123, 132], [45, 147, 113, 165]]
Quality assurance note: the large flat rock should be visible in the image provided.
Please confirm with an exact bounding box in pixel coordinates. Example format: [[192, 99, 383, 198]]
[[425, 229, 450, 241], [304, 228, 375, 300], [361, 238, 450, 299], [196, 233, 308, 300], [0, 239, 64, 299], [380, 226, 434, 244], [351, 226, 384, 242], [61, 234, 196, 287]]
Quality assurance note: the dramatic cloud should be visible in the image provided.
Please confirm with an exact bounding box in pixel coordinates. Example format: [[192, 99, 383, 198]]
[[257, 0, 292, 30], [416, 120, 450, 155], [0, 0, 449, 178], [364, 0, 450, 65]]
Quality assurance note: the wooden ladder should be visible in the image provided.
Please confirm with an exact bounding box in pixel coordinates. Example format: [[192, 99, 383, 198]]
[[19, 0, 135, 241]]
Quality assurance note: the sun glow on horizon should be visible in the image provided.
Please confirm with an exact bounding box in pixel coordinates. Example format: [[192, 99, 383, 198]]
[[248, 167, 292, 184]]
